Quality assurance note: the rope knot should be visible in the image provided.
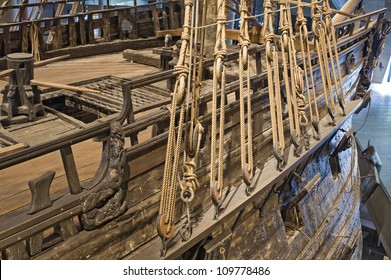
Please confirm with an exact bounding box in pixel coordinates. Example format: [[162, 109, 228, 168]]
[[217, 15, 226, 22], [184, 0, 193, 7], [174, 65, 189, 77], [181, 32, 190, 41], [214, 49, 227, 60]]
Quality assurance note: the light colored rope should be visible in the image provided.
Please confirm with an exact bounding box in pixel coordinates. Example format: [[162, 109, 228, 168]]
[[238, 0, 253, 184], [210, 0, 227, 210], [191, 4, 299, 30], [158, 0, 194, 239]]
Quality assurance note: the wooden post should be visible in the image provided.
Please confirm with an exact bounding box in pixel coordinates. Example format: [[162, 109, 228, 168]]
[[118, 10, 125, 39], [69, 16, 77, 47], [151, 5, 160, 32], [21, 23, 29, 53], [79, 15, 87, 45], [169, 2, 177, 29], [3, 27, 11, 55], [162, 10, 169, 30], [134, 0, 138, 19], [60, 146, 82, 195], [88, 14, 95, 44], [27, 233, 43, 256], [204, 0, 217, 58], [103, 12, 111, 42], [53, 18, 63, 49], [130, 12, 138, 39]]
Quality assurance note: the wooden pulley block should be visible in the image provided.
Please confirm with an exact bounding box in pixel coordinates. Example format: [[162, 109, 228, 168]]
[[156, 213, 175, 239], [241, 164, 253, 187], [211, 181, 222, 206]]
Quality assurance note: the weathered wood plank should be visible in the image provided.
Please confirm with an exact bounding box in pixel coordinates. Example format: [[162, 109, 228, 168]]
[[53, 19, 63, 50], [21, 24, 29, 53], [54, 218, 78, 240], [60, 146, 82, 194], [69, 17, 77, 47], [0, 143, 28, 156], [79, 15, 87, 45], [2, 241, 29, 260], [88, 14, 95, 44], [103, 13, 111, 42], [27, 232, 43, 256], [151, 6, 160, 32]]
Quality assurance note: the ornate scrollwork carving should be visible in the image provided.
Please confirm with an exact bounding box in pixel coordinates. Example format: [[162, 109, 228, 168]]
[[356, 18, 391, 99], [80, 121, 129, 230], [344, 52, 355, 74]]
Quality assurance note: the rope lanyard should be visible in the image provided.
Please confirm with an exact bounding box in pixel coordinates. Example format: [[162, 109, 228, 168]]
[[279, 0, 303, 156], [296, 0, 320, 140], [311, 0, 336, 125], [238, 0, 254, 192], [157, 0, 194, 256], [180, 0, 205, 242], [264, 0, 285, 170], [322, 0, 346, 115], [210, 0, 228, 220]]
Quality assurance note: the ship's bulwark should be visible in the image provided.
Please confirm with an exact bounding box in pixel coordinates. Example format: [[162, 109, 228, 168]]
[[29, 105, 362, 260], [1, 1, 390, 260]]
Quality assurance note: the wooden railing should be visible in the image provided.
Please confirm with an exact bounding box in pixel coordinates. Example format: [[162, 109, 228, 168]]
[[0, 0, 181, 59], [334, 8, 387, 39]]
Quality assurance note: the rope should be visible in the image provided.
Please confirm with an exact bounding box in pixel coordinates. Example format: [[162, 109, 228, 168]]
[[238, 0, 253, 188], [297, 0, 320, 139], [157, 0, 194, 249], [319, 28, 336, 110], [312, 1, 336, 125], [279, 2, 298, 149], [210, 0, 227, 218], [264, 0, 285, 170], [323, 0, 346, 113]]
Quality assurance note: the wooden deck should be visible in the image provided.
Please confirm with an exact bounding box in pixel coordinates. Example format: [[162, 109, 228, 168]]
[[0, 52, 159, 217]]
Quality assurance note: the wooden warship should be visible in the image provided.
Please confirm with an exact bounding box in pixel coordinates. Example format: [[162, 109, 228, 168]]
[[0, 0, 390, 260]]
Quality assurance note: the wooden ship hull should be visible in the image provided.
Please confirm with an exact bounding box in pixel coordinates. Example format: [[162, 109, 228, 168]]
[[0, 0, 390, 260]]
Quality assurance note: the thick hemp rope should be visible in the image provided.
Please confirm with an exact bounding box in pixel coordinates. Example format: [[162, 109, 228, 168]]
[[157, 0, 194, 257], [238, 0, 254, 191], [264, 0, 285, 170], [210, 0, 228, 220]]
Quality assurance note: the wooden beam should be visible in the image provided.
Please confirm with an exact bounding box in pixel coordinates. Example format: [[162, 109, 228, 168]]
[[0, 143, 28, 156], [0, 69, 15, 79], [34, 54, 71, 67], [30, 80, 101, 94], [155, 28, 183, 38], [60, 145, 82, 194]]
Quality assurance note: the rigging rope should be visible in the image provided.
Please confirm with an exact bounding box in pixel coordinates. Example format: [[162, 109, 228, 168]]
[[264, 0, 285, 170], [296, 0, 320, 140], [323, 0, 346, 115], [312, 0, 336, 126], [210, 0, 228, 219], [157, 0, 194, 257], [238, 0, 254, 193], [279, 0, 303, 156]]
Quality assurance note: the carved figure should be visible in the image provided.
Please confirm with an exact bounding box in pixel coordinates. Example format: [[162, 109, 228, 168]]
[[81, 121, 129, 230]]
